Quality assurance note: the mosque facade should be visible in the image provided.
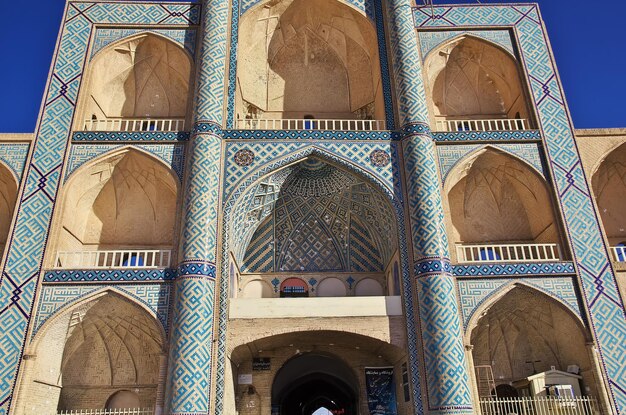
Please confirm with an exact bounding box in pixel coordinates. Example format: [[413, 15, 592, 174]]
[[0, 0, 625, 414]]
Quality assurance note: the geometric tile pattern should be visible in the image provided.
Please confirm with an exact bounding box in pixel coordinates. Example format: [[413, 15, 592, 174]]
[[432, 130, 541, 142], [223, 142, 398, 203], [418, 29, 514, 59], [385, 0, 472, 410], [195, 0, 228, 124], [403, 136, 449, 260], [181, 134, 221, 262], [42, 269, 177, 283], [416, 276, 472, 413], [457, 277, 581, 330], [414, 4, 626, 412], [165, 277, 215, 415], [437, 143, 546, 184], [241, 0, 373, 19], [452, 261, 576, 277], [33, 283, 172, 336], [65, 143, 186, 182], [91, 27, 197, 58], [0, 143, 30, 181], [0, 2, 198, 412], [240, 163, 392, 273], [72, 131, 190, 141]]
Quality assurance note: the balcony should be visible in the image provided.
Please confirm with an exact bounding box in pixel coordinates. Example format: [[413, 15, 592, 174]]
[[236, 117, 386, 131], [479, 396, 599, 415], [456, 243, 561, 263], [54, 249, 172, 269], [435, 117, 529, 132], [82, 118, 186, 132]]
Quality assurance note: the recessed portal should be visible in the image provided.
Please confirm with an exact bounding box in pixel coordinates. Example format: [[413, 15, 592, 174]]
[[272, 353, 357, 415]]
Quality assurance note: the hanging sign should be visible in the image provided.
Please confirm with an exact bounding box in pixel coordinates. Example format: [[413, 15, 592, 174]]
[[365, 367, 398, 415]]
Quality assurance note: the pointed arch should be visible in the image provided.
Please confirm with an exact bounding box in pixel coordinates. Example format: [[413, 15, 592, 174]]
[[224, 147, 400, 268], [444, 146, 559, 245], [590, 141, 626, 244], [53, 147, 180, 258], [22, 289, 166, 413], [77, 32, 194, 130], [423, 34, 530, 126], [236, 0, 384, 121], [31, 287, 167, 349], [463, 282, 586, 341], [442, 145, 545, 191], [422, 33, 518, 66], [90, 31, 194, 64]]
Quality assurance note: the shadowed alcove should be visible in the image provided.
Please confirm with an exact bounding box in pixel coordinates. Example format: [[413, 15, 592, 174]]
[[53, 149, 179, 268], [591, 143, 626, 249], [424, 36, 531, 131], [77, 33, 193, 131], [236, 0, 384, 123]]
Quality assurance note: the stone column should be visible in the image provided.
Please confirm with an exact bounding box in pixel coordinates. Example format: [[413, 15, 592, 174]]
[[164, 0, 229, 413], [384, 0, 474, 414]]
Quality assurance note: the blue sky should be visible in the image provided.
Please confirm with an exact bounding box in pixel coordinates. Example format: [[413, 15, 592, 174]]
[[0, 0, 624, 132]]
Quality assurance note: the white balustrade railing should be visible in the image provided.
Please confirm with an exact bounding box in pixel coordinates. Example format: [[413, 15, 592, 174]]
[[236, 117, 386, 131], [456, 243, 560, 263], [54, 250, 172, 269], [83, 118, 185, 132], [610, 245, 626, 262], [480, 396, 599, 415], [57, 409, 153, 415], [435, 118, 528, 132]]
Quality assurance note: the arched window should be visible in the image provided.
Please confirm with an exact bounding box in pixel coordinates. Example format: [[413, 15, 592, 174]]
[[280, 277, 308, 298]]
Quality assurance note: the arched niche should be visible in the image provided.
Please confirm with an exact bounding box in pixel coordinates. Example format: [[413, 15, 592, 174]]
[[446, 148, 559, 248], [316, 277, 347, 297], [591, 143, 626, 246], [424, 36, 530, 129], [354, 278, 383, 296], [236, 0, 384, 122], [231, 156, 398, 298], [468, 286, 598, 398], [77, 34, 193, 130], [0, 162, 18, 252], [54, 149, 179, 262], [20, 291, 165, 413]]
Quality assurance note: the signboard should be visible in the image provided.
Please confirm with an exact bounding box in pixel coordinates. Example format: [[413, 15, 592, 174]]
[[253, 357, 271, 371], [365, 367, 398, 415], [238, 374, 253, 385]]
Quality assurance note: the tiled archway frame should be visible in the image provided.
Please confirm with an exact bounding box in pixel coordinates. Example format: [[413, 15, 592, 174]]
[[414, 4, 626, 412], [457, 277, 582, 331], [215, 141, 420, 413], [0, 3, 199, 412]]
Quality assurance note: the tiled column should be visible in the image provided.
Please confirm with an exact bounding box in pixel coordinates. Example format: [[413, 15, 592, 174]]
[[385, 0, 473, 413], [164, 0, 228, 412]]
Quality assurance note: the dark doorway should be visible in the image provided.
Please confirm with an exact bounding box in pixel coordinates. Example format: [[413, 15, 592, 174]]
[[272, 353, 358, 415]]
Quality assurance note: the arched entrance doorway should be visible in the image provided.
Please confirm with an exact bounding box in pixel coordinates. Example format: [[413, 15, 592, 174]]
[[273, 353, 357, 415]]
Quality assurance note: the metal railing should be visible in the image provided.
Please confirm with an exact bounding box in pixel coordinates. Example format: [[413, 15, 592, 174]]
[[83, 118, 186, 132], [480, 396, 599, 415], [435, 118, 528, 132], [610, 245, 626, 262], [456, 243, 560, 263], [57, 409, 153, 415], [54, 250, 172, 269], [236, 117, 386, 131]]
